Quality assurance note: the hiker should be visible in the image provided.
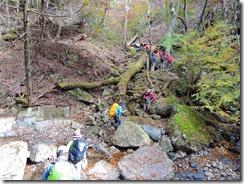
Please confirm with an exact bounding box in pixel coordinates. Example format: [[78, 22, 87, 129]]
[[157, 50, 166, 70], [134, 43, 140, 52], [113, 101, 126, 129], [67, 129, 88, 176], [166, 53, 173, 70], [143, 89, 157, 112], [41, 145, 80, 180], [145, 44, 151, 55], [149, 54, 156, 72]]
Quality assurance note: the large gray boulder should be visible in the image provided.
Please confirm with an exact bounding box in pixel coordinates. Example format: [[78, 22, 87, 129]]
[[29, 142, 56, 163], [118, 144, 174, 180], [112, 121, 151, 148], [0, 141, 28, 180]]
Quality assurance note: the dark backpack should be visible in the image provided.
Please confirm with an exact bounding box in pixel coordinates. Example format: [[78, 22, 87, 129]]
[[68, 139, 87, 165]]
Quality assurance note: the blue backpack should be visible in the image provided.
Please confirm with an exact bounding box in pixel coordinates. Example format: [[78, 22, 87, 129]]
[[69, 139, 87, 164]]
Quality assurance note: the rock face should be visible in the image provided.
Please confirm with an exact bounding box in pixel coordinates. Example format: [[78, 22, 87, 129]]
[[0, 141, 28, 180], [118, 144, 174, 180], [112, 121, 151, 148]]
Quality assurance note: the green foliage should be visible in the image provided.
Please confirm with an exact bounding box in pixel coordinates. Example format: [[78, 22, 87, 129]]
[[175, 21, 240, 123], [159, 33, 184, 52]]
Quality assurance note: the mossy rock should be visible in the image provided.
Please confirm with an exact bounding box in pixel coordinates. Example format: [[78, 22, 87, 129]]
[[167, 104, 213, 152], [68, 88, 94, 103], [1, 32, 18, 41]]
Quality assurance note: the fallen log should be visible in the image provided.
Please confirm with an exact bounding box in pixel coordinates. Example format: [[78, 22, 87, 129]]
[[117, 45, 156, 98], [56, 76, 121, 90], [127, 33, 138, 47]]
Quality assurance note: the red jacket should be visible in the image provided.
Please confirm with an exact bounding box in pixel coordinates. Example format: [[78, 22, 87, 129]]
[[167, 54, 173, 62], [143, 91, 157, 102], [145, 44, 150, 50]]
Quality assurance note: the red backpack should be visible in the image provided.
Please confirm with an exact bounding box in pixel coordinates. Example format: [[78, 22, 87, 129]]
[[167, 54, 173, 62]]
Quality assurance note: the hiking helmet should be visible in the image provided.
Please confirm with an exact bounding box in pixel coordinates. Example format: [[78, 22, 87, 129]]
[[119, 102, 125, 106], [73, 129, 82, 138]]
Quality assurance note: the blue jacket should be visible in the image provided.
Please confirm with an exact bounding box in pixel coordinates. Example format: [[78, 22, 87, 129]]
[[149, 56, 156, 63], [116, 105, 125, 116]]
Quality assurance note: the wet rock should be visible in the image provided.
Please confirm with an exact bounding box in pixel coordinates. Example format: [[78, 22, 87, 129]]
[[192, 170, 205, 180]]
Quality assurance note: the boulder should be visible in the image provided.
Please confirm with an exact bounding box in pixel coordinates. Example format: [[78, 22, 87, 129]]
[[29, 142, 56, 163], [0, 141, 28, 180], [85, 160, 120, 180], [112, 121, 151, 148], [166, 104, 213, 153], [118, 144, 174, 180]]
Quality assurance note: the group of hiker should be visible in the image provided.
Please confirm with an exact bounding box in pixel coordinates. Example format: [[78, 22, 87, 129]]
[[42, 129, 88, 180], [41, 42, 161, 180], [146, 44, 173, 72], [132, 43, 173, 72]]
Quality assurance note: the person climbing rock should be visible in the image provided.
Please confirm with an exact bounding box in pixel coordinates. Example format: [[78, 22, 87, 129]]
[[143, 89, 157, 111], [41, 145, 80, 180], [113, 101, 126, 129], [66, 129, 88, 176]]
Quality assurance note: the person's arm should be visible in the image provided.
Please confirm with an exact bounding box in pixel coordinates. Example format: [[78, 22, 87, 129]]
[[41, 163, 54, 180], [152, 93, 157, 101], [66, 141, 73, 152]]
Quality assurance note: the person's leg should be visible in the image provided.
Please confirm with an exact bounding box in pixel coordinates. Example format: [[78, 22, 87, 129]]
[[146, 98, 151, 111], [151, 63, 155, 72], [75, 161, 82, 176], [162, 60, 165, 70], [80, 153, 88, 170], [144, 98, 148, 111], [113, 115, 120, 129]]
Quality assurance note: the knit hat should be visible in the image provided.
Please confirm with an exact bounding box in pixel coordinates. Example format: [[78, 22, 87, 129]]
[[73, 129, 82, 138], [119, 101, 125, 106]]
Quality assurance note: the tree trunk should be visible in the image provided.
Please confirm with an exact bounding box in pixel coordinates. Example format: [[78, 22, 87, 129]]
[[197, 0, 209, 31], [122, 0, 131, 48], [23, 0, 32, 107], [147, 0, 151, 46], [166, 0, 176, 54]]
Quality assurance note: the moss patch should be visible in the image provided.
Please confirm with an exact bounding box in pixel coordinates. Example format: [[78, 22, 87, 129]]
[[171, 104, 212, 144]]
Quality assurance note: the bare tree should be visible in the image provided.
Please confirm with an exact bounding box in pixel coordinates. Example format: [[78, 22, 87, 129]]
[[197, 0, 209, 31], [23, 0, 32, 107], [122, 0, 132, 48]]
